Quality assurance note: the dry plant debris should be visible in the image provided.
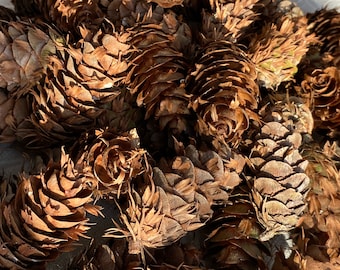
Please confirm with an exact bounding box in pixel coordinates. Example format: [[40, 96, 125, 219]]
[[0, 0, 339, 269]]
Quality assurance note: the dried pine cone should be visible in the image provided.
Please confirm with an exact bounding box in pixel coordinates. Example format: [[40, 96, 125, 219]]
[[246, 99, 311, 241], [75, 128, 148, 199], [105, 158, 211, 256], [125, 9, 193, 135], [247, 14, 315, 89], [292, 9, 340, 136], [17, 24, 134, 148], [187, 39, 260, 149], [298, 65, 340, 135], [203, 0, 264, 42], [298, 141, 340, 260], [307, 8, 340, 65], [0, 20, 57, 93], [12, 0, 104, 39], [205, 184, 269, 269], [0, 148, 100, 269], [105, 143, 242, 259], [179, 143, 245, 204]]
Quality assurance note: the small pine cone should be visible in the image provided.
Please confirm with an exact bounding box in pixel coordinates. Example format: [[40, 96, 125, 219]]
[[0, 148, 100, 269], [247, 102, 311, 241], [187, 39, 260, 148], [308, 9, 340, 63], [13, 0, 104, 40], [247, 15, 315, 89], [298, 65, 340, 135], [125, 10, 193, 134], [0, 20, 57, 93], [18, 25, 133, 148], [75, 128, 148, 199], [298, 141, 340, 259], [205, 184, 269, 270]]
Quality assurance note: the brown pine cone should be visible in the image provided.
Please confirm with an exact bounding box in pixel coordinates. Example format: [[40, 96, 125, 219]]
[[12, 0, 104, 39], [125, 9, 193, 135], [0, 148, 100, 269], [18, 24, 134, 148], [75, 128, 149, 199], [307, 8, 340, 65], [187, 39, 260, 149], [299, 65, 340, 135], [246, 99, 311, 241], [203, 0, 265, 42], [247, 14, 315, 89], [0, 20, 57, 93], [205, 184, 269, 270], [297, 141, 340, 260]]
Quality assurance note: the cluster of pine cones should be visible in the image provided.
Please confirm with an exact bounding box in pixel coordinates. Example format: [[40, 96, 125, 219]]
[[0, 0, 339, 269]]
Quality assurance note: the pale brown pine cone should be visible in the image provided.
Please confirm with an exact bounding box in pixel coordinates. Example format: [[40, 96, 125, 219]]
[[246, 98, 311, 241]]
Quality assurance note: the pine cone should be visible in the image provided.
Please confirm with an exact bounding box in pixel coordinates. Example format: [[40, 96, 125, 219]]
[[247, 14, 315, 89], [298, 65, 340, 135], [204, 0, 264, 42], [18, 24, 133, 148], [246, 99, 311, 241], [298, 141, 340, 260], [180, 143, 244, 204], [307, 9, 340, 66], [205, 184, 269, 269], [105, 158, 211, 255], [125, 10, 193, 134], [0, 20, 57, 93], [0, 148, 100, 269], [75, 128, 148, 199], [105, 143, 242, 257], [12, 0, 104, 39], [187, 39, 260, 149]]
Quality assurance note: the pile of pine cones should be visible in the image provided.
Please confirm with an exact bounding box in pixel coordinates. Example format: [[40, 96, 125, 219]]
[[0, 0, 339, 269]]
